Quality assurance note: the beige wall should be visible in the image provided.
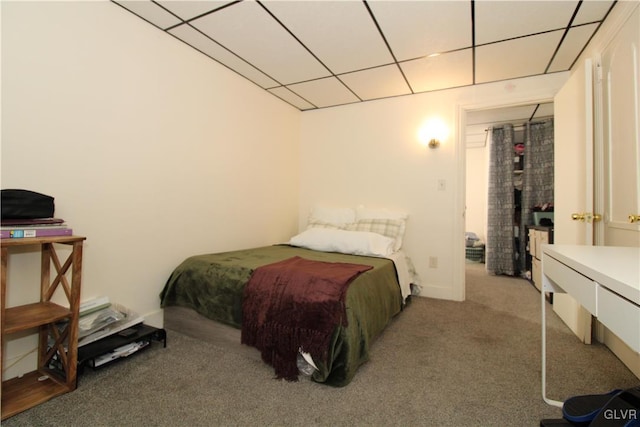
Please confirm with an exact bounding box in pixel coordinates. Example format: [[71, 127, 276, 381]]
[[1, 1, 300, 376], [298, 73, 568, 300], [2, 1, 573, 377], [465, 145, 488, 243]]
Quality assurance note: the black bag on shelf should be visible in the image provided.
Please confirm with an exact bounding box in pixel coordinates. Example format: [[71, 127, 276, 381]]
[[1, 189, 55, 219]]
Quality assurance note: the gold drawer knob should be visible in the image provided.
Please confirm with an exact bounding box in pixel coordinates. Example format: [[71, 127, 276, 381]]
[[629, 214, 640, 223], [571, 213, 585, 221]]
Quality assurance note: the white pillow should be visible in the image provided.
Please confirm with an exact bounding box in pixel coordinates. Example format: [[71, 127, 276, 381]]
[[356, 206, 408, 221], [309, 206, 356, 227], [347, 218, 406, 252], [289, 228, 395, 257], [306, 219, 342, 230]]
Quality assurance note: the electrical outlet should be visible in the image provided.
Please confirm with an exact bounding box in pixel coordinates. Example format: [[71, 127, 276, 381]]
[[429, 256, 438, 268]]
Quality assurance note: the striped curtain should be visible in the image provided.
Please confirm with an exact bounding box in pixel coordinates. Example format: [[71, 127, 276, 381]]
[[486, 125, 516, 275], [518, 119, 554, 273]]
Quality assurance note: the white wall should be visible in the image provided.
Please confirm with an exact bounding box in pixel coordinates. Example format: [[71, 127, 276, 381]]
[[1, 0, 573, 379], [465, 145, 488, 242], [1, 1, 300, 377], [299, 73, 568, 300]]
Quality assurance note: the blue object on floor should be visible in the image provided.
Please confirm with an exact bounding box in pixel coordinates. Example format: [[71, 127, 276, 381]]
[[589, 386, 640, 427], [563, 389, 623, 424]]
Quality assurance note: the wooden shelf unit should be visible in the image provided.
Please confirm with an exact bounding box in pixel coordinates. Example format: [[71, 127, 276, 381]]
[[1, 235, 86, 420]]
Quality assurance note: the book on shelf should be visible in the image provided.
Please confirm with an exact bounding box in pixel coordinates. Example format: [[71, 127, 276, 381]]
[[78, 303, 144, 347], [53, 301, 144, 348], [80, 296, 111, 317], [92, 340, 150, 367], [0, 217, 65, 227], [1, 227, 72, 239], [0, 224, 67, 231]]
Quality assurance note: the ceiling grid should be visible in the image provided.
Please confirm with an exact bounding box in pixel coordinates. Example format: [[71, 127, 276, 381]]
[[112, 0, 617, 111]]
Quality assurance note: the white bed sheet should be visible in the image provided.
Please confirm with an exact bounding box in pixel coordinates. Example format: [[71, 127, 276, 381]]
[[387, 250, 413, 302]]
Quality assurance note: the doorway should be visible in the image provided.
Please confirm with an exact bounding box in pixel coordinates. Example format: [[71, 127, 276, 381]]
[[463, 102, 554, 278]]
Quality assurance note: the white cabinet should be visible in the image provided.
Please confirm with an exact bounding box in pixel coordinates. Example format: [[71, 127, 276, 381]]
[[527, 226, 553, 291], [541, 244, 640, 406]]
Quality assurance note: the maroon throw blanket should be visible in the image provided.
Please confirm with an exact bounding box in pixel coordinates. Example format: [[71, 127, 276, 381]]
[[241, 256, 373, 381]]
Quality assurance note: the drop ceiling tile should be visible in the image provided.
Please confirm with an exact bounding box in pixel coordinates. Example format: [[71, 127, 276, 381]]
[[476, 31, 564, 84], [112, 0, 619, 111], [339, 65, 411, 101], [287, 77, 360, 109], [533, 102, 554, 119], [573, 1, 614, 25], [475, 1, 577, 45], [264, 1, 393, 74], [157, 0, 234, 22], [190, 0, 330, 85], [467, 104, 537, 126], [548, 23, 599, 73], [369, 1, 472, 60], [169, 24, 278, 88], [400, 49, 473, 93], [268, 87, 315, 111], [115, 1, 182, 29]]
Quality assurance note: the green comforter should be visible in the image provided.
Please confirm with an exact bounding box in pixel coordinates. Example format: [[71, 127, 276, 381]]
[[160, 245, 403, 386]]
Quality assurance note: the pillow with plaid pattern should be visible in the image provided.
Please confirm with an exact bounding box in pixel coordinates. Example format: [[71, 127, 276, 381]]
[[347, 218, 406, 252]]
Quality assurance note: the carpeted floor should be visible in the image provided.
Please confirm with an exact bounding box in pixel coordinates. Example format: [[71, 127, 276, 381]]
[[2, 262, 638, 426]]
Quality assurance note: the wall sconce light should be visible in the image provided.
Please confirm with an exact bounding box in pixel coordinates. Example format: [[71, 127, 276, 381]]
[[418, 117, 448, 149], [427, 138, 440, 149]]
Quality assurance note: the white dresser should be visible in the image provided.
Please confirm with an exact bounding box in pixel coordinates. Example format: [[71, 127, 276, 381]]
[[541, 244, 640, 407]]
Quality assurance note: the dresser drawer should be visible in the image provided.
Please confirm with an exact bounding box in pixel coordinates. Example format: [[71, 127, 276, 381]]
[[529, 229, 537, 257], [532, 257, 542, 291], [535, 232, 549, 260], [543, 254, 597, 313], [597, 286, 640, 353]]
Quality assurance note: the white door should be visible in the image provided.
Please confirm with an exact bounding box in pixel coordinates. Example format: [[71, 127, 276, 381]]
[[553, 58, 595, 343], [596, 6, 640, 377], [601, 6, 640, 248]]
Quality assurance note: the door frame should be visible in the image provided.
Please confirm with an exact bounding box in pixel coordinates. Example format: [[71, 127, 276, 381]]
[[455, 94, 559, 301]]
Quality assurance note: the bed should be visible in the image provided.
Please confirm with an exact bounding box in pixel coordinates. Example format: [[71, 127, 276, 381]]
[[159, 206, 416, 387]]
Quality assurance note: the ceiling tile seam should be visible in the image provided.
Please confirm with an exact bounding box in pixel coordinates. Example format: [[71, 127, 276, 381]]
[[130, 1, 310, 94], [264, 57, 402, 90], [161, 26, 275, 91], [110, 1, 301, 108], [529, 104, 541, 122], [181, 21, 289, 87], [264, 57, 413, 91], [298, 68, 563, 112], [130, 1, 305, 109], [565, 2, 618, 71], [398, 45, 473, 65], [474, 23, 592, 50], [471, 0, 476, 85], [280, 85, 320, 110], [153, 1, 292, 89], [111, 1, 172, 31], [362, 0, 414, 94], [544, 1, 583, 74], [256, 0, 363, 102], [146, 0, 198, 31], [301, 98, 361, 112], [250, 3, 328, 73], [116, 2, 289, 92], [298, 65, 565, 111], [179, 0, 241, 27], [269, 88, 317, 111]]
